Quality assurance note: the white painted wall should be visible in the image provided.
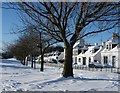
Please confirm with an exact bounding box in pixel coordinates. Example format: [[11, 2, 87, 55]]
[[101, 41, 120, 68], [58, 52, 64, 61], [76, 45, 103, 67]]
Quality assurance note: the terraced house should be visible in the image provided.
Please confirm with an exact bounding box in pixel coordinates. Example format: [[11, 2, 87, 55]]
[[101, 33, 120, 68], [73, 33, 120, 68]]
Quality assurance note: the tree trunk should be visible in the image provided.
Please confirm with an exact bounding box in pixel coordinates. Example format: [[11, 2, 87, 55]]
[[62, 44, 73, 78], [31, 57, 33, 68], [40, 54, 44, 71]]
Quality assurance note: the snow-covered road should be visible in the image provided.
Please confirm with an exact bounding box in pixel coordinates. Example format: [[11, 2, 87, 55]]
[[0, 58, 120, 91]]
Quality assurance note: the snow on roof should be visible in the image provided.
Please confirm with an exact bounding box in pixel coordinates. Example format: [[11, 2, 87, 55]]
[[73, 41, 80, 48], [82, 46, 88, 50], [78, 45, 101, 57]]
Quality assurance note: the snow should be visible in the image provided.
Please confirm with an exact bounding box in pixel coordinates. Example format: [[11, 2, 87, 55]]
[[0, 58, 120, 91]]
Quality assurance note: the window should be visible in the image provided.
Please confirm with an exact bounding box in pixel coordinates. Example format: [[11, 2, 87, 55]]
[[103, 56, 108, 65], [73, 50, 78, 55], [78, 50, 82, 54], [75, 57, 77, 64], [89, 57, 91, 63], [106, 45, 108, 49], [79, 58, 81, 63], [109, 44, 111, 50], [112, 56, 116, 67]]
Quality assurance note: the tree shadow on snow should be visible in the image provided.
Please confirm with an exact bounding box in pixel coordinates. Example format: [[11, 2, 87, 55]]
[[40, 76, 120, 86], [1, 64, 31, 69], [1, 59, 31, 69], [1, 59, 20, 64]]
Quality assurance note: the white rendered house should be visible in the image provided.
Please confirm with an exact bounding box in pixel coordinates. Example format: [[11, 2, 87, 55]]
[[101, 33, 120, 68], [43, 51, 64, 63], [72, 39, 85, 64], [77, 44, 103, 67], [73, 33, 120, 68]]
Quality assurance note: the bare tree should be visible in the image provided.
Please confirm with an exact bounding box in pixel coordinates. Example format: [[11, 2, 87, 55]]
[[23, 25, 56, 71], [7, 30, 40, 65], [6, 2, 120, 77], [37, 31, 56, 71], [2, 3, 56, 71]]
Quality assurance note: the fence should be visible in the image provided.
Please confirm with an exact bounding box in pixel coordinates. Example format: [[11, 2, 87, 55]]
[[26, 61, 120, 73], [45, 63, 120, 73]]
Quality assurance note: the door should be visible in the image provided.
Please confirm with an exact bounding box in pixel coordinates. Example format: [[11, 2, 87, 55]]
[[112, 56, 116, 67], [75, 57, 77, 64], [83, 57, 86, 65]]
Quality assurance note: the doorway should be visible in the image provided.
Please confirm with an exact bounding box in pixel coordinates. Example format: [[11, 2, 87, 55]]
[[83, 57, 86, 65]]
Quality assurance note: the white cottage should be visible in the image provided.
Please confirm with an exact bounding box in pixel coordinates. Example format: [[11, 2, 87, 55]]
[[73, 33, 120, 68], [77, 44, 103, 67], [101, 33, 120, 68], [73, 39, 85, 64], [37, 51, 64, 63]]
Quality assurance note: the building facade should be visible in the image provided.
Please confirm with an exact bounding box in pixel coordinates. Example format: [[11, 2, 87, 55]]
[[101, 33, 120, 68], [73, 33, 120, 68], [76, 44, 103, 67]]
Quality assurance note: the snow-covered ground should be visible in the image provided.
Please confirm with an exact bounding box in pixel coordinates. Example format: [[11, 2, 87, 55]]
[[0, 58, 120, 91]]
